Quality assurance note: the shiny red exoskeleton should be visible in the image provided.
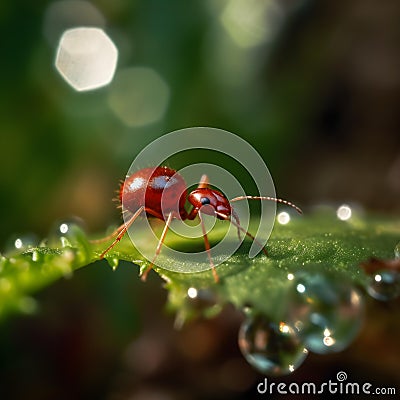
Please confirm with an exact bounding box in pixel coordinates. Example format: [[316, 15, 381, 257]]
[[98, 166, 302, 283]]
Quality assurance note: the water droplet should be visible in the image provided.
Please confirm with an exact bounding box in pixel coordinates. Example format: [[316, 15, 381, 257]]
[[395, 242, 400, 259], [174, 288, 219, 329], [238, 315, 308, 376], [49, 218, 88, 249], [107, 257, 119, 270], [31, 250, 40, 262], [5, 234, 38, 255], [286, 272, 364, 354], [186, 288, 218, 311], [61, 236, 73, 247], [367, 270, 400, 301]]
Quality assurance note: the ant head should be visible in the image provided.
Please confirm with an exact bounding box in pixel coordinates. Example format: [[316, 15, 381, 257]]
[[188, 188, 231, 219]]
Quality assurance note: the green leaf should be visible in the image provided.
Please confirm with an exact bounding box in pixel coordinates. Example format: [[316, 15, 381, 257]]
[[0, 211, 398, 321]]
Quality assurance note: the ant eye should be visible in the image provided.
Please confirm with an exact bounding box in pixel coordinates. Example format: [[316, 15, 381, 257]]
[[200, 197, 211, 205]]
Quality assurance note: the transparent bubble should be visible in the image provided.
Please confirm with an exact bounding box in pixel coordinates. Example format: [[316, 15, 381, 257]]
[[174, 288, 220, 329], [49, 217, 85, 245], [5, 234, 38, 256], [367, 270, 400, 301], [286, 272, 364, 354], [55, 27, 118, 91], [48, 218, 89, 249], [238, 315, 308, 376], [395, 242, 400, 259]]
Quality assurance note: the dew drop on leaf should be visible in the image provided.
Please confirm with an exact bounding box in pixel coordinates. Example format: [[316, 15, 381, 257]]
[[49, 218, 89, 250], [5, 234, 38, 256], [367, 270, 400, 301], [238, 315, 308, 376], [285, 271, 364, 354], [51, 217, 86, 236]]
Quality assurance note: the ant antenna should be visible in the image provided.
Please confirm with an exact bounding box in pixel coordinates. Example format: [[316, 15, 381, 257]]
[[230, 196, 302, 214]]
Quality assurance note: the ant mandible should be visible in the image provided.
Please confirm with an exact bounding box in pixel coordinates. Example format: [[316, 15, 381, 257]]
[[96, 166, 302, 283]]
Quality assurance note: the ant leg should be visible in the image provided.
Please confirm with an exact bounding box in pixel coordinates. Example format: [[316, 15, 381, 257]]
[[230, 196, 302, 214], [215, 211, 268, 256], [231, 209, 242, 242], [90, 223, 125, 244], [141, 211, 173, 281], [99, 206, 144, 259], [198, 211, 219, 283]]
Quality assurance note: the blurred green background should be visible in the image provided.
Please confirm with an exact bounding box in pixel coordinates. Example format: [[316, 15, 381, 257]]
[[1, 0, 399, 399]]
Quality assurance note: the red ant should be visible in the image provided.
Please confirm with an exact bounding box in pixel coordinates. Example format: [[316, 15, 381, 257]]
[[96, 166, 302, 283]]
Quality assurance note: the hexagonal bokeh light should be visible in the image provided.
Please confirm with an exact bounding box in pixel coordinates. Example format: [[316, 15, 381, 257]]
[[55, 27, 118, 92]]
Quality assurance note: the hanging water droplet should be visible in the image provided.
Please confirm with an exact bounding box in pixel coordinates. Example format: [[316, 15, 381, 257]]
[[186, 287, 218, 311], [367, 270, 400, 301], [174, 287, 219, 329], [395, 242, 400, 259], [107, 257, 119, 270], [286, 271, 364, 354], [31, 250, 40, 262], [238, 315, 308, 376]]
